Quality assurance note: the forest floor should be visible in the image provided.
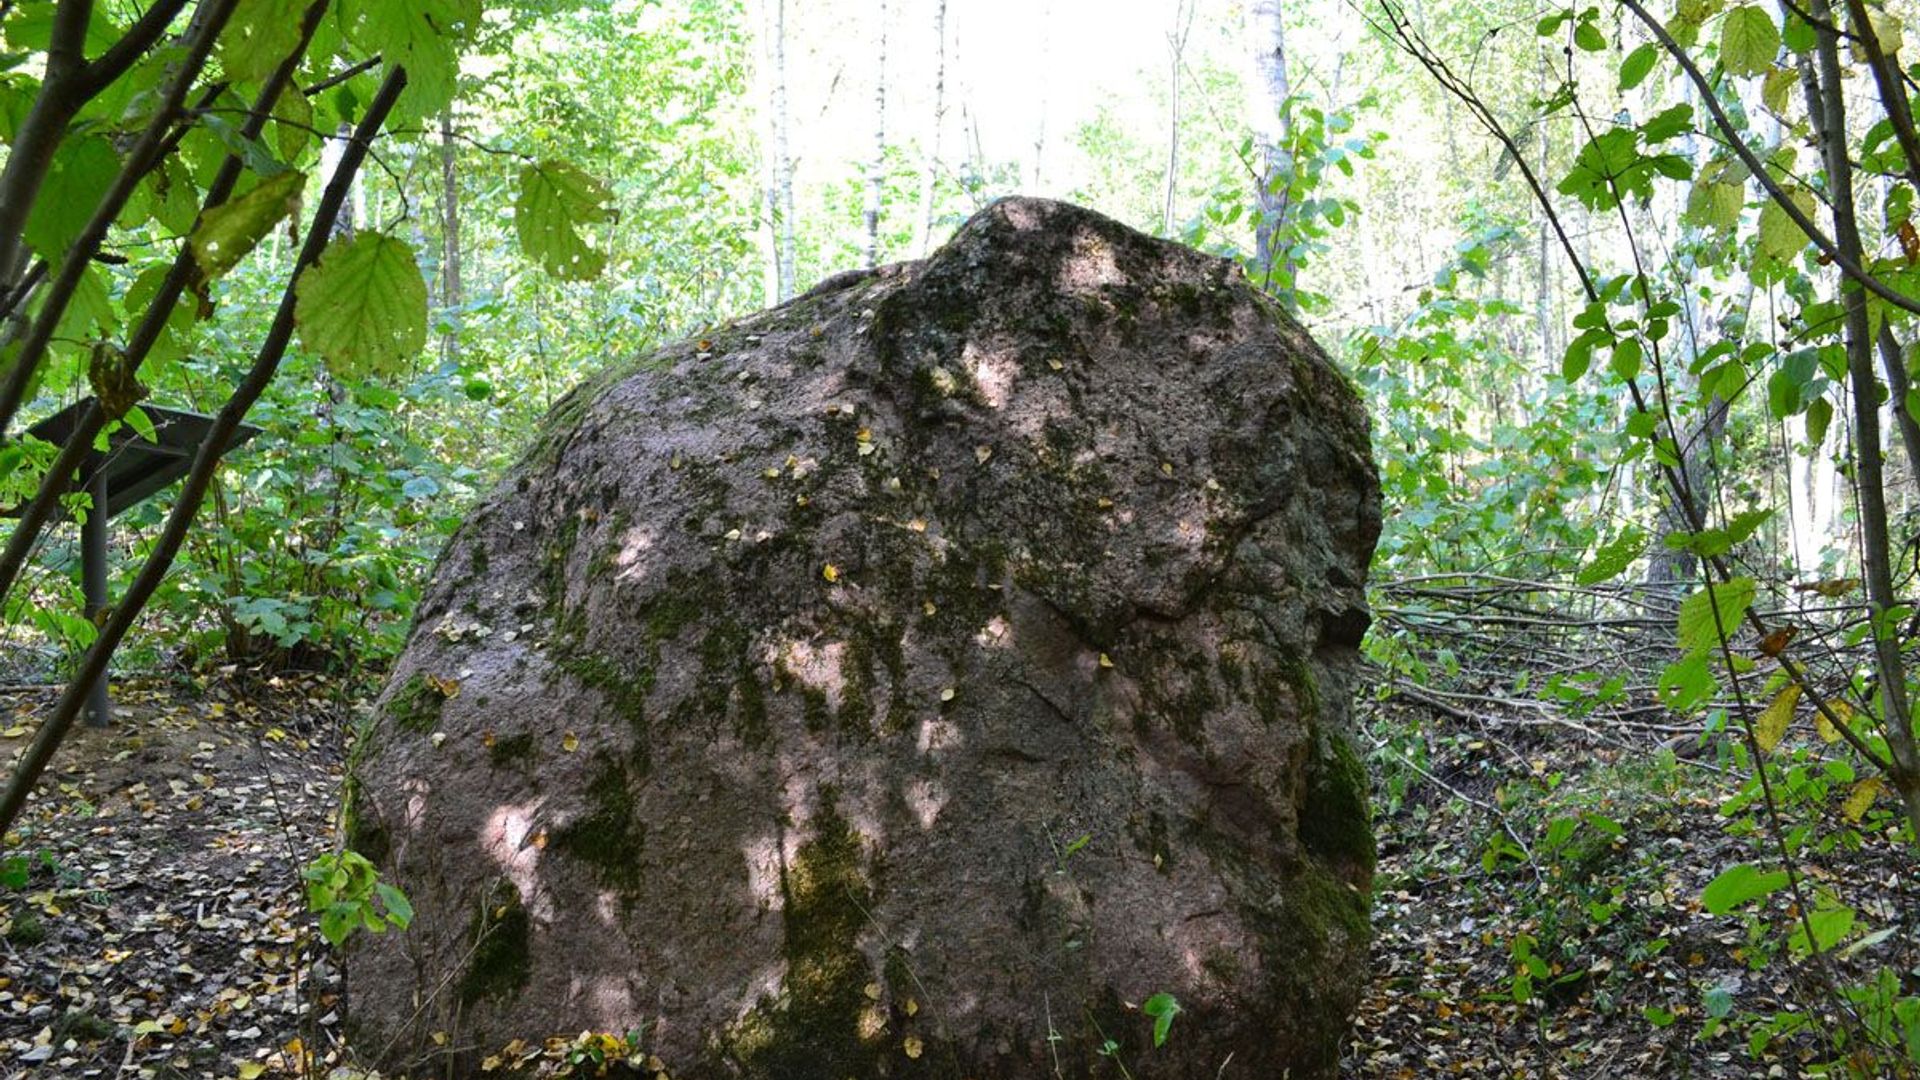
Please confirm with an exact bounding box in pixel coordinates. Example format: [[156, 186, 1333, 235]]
[[1, 675, 1915, 1079], [1347, 694, 1920, 1080]]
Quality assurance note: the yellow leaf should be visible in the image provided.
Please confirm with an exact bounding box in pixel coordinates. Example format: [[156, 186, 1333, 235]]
[[975, 445, 993, 464], [863, 981, 882, 1001], [1795, 577, 1861, 597], [0, 725, 26, 737], [939, 687, 956, 702], [562, 732, 579, 753], [482, 1055, 503, 1072], [904, 997, 919, 1016], [1098, 653, 1114, 669], [1814, 699, 1852, 743], [1159, 462, 1174, 477], [1755, 684, 1800, 752], [904, 1034, 924, 1059], [822, 564, 840, 583], [237, 1064, 266, 1080], [1842, 777, 1883, 821]]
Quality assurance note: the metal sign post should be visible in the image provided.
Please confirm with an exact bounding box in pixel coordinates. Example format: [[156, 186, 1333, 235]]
[[82, 462, 110, 727], [10, 399, 262, 727]]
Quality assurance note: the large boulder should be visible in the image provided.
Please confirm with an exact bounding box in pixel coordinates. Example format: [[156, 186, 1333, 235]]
[[344, 198, 1381, 1078]]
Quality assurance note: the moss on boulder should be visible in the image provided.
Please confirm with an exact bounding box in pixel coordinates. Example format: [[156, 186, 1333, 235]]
[[345, 198, 1381, 1078]]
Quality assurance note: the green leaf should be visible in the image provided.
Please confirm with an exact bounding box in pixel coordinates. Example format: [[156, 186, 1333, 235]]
[[1660, 654, 1717, 711], [1805, 396, 1832, 445], [1677, 576, 1757, 655], [53, 263, 117, 344], [1756, 188, 1816, 264], [1574, 21, 1607, 52], [273, 83, 314, 163], [25, 136, 119, 259], [1610, 337, 1644, 380], [374, 881, 414, 928], [1559, 129, 1646, 210], [219, 0, 307, 84], [1562, 337, 1592, 382], [319, 902, 357, 948], [1141, 992, 1181, 1048], [338, 0, 481, 118], [294, 233, 429, 379], [1620, 43, 1659, 90], [515, 160, 616, 281], [1669, 0, 1728, 48], [146, 160, 203, 236], [189, 170, 306, 280], [1782, 11, 1816, 53], [1761, 66, 1795, 113], [1577, 528, 1646, 586], [1641, 104, 1694, 142], [123, 406, 157, 444], [1721, 6, 1780, 77], [198, 112, 289, 177], [1786, 900, 1854, 955], [1701, 862, 1789, 914]]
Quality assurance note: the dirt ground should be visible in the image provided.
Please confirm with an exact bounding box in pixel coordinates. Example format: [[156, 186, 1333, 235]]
[[3, 677, 1916, 1079]]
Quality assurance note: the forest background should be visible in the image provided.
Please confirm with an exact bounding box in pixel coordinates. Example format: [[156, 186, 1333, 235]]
[[3, 0, 1920, 1074]]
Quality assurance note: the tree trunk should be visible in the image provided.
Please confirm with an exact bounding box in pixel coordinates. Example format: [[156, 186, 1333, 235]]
[[864, 0, 888, 268], [913, 0, 947, 255], [1808, 0, 1920, 839], [759, 0, 796, 301], [1162, 0, 1194, 235], [1030, 0, 1050, 192], [1248, 0, 1292, 290], [439, 106, 462, 366]]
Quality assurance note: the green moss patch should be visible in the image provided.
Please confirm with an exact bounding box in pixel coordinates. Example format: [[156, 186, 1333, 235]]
[[487, 731, 538, 769], [341, 776, 391, 866], [723, 795, 889, 1078], [457, 883, 533, 1008], [553, 754, 646, 891], [1300, 729, 1375, 879], [387, 673, 450, 733]]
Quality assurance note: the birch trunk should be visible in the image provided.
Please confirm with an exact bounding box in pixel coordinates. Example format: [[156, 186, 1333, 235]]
[[1248, 0, 1292, 290], [914, 0, 947, 255], [864, 0, 888, 268]]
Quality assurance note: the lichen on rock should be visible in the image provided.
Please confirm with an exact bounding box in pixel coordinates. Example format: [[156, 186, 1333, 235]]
[[344, 197, 1382, 1079]]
